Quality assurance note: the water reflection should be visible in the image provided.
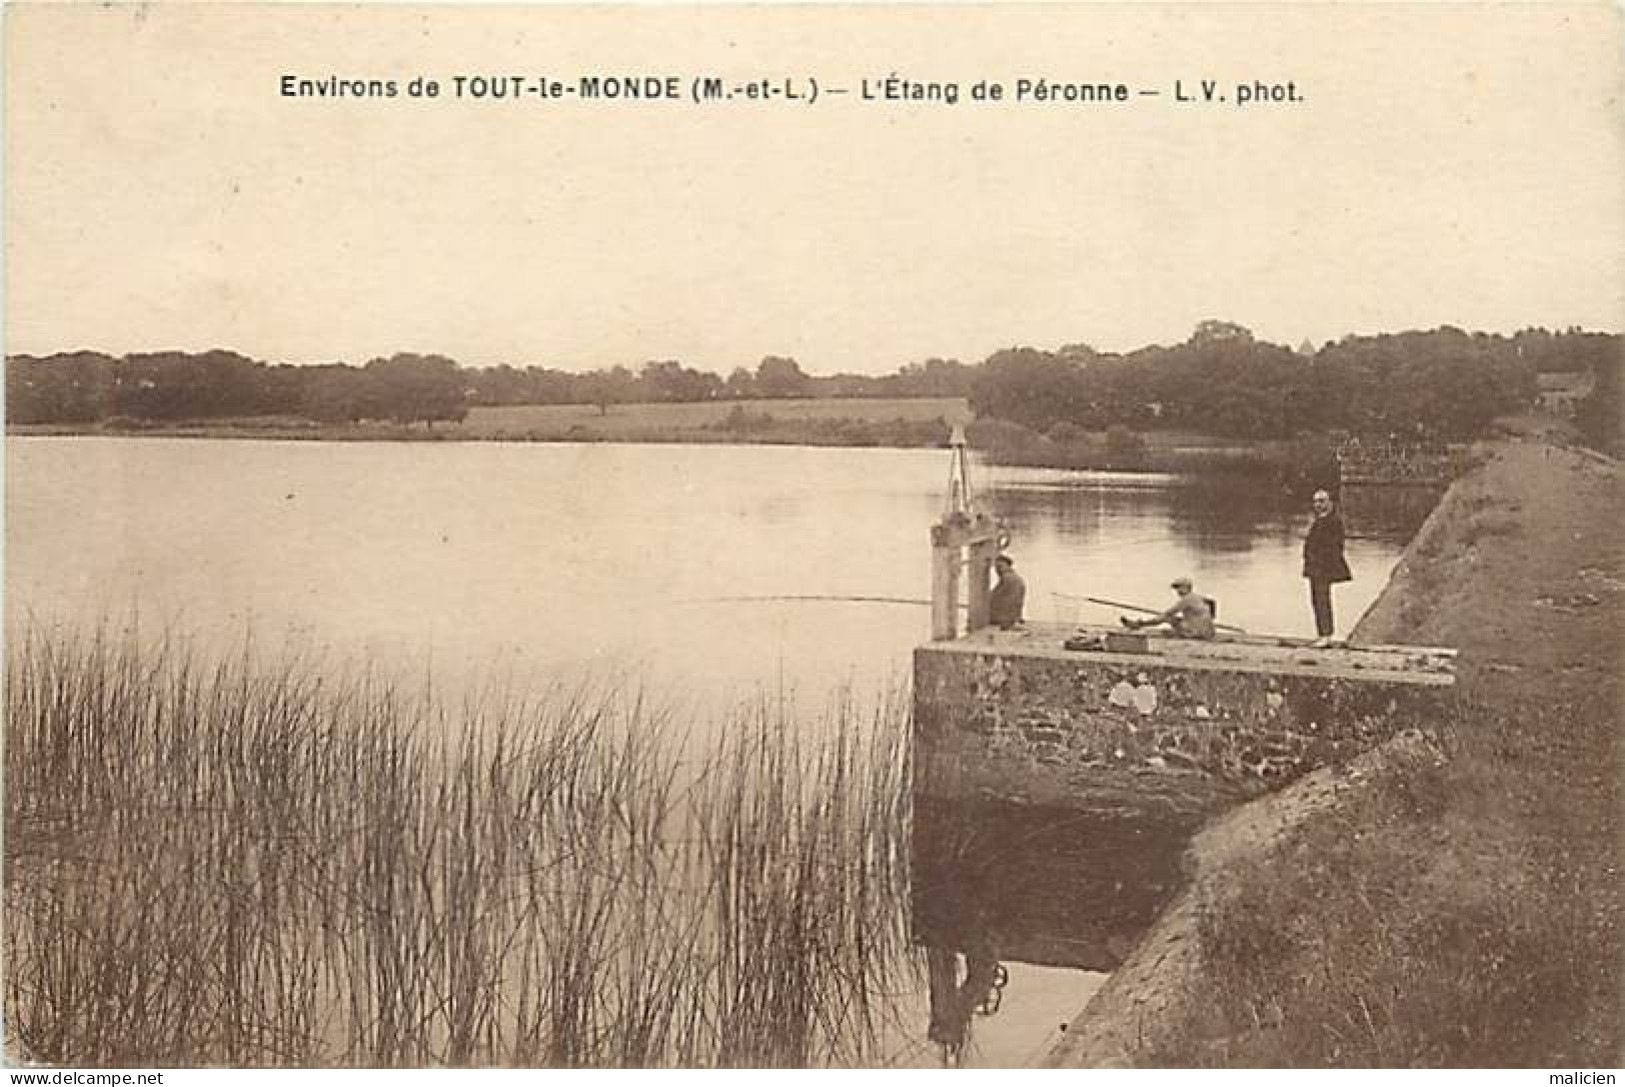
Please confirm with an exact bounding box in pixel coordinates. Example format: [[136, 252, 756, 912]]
[[992, 474, 1439, 558], [909, 795, 1203, 1061], [984, 469, 1436, 636]]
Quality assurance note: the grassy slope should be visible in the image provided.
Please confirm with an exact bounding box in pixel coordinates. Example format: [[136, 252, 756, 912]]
[[9, 402, 1288, 469], [460, 397, 970, 438], [1051, 439, 1622, 1067]]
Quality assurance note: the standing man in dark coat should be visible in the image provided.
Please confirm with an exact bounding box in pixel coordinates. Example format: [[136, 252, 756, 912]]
[[989, 554, 1026, 629], [1303, 488, 1353, 647]]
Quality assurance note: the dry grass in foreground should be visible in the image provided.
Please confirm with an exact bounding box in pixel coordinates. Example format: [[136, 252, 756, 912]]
[[3, 628, 919, 1067]]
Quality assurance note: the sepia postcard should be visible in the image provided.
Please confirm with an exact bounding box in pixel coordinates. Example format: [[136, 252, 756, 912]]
[[3, 3, 1621, 1077]]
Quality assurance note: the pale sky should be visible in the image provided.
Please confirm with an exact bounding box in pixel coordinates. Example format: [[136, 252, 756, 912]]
[[5, 3, 1623, 374]]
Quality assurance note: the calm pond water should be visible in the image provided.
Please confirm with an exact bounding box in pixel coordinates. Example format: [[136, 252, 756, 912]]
[[4, 436, 1435, 1066], [6, 438, 1430, 693]]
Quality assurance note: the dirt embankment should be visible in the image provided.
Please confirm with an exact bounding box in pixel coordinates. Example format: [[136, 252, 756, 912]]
[[1044, 439, 1622, 1067]]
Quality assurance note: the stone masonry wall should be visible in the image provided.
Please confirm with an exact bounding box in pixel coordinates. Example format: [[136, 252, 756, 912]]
[[914, 645, 1453, 818]]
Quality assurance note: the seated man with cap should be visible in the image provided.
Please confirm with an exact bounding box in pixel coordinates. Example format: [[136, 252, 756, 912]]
[[1121, 577, 1216, 640], [989, 553, 1026, 630]]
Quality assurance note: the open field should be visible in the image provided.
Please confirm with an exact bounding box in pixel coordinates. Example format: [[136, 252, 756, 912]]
[[6, 398, 971, 450], [8, 393, 1346, 481], [461, 397, 970, 440]]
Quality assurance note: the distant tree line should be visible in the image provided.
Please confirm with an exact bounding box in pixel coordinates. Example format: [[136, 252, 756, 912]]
[[5, 350, 977, 427], [970, 323, 1620, 444], [1573, 338, 1623, 456], [7, 324, 1619, 447], [7, 350, 469, 428], [465, 354, 977, 411]]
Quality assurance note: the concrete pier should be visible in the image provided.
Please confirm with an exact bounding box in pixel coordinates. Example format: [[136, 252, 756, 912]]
[[914, 622, 1455, 818], [908, 500, 1459, 1056]]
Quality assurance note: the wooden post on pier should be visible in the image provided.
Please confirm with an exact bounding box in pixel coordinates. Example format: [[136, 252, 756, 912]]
[[931, 524, 961, 641], [931, 422, 1004, 641], [966, 538, 995, 631], [930, 512, 1002, 641]]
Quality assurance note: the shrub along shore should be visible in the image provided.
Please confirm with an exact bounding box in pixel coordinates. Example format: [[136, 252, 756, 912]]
[[1046, 437, 1622, 1067]]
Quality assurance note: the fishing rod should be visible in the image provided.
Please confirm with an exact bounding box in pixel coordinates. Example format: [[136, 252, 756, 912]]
[[1057, 592, 1249, 634], [680, 594, 940, 608]]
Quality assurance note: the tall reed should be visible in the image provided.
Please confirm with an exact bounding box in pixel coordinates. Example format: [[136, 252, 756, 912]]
[[4, 625, 919, 1067]]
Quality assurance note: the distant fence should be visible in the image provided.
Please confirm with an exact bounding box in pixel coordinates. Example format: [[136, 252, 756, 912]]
[[1336, 438, 1468, 486]]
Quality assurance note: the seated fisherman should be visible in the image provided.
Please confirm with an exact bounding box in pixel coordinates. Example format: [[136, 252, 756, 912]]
[[989, 554, 1026, 629], [1121, 576, 1216, 640]]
